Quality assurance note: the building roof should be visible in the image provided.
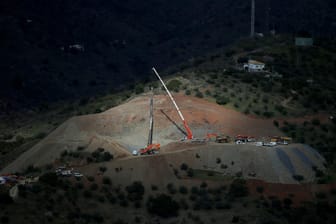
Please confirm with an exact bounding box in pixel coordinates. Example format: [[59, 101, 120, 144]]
[[248, 60, 265, 65]]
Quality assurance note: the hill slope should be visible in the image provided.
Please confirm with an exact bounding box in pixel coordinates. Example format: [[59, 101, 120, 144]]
[[1, 0, 335, 111], [1, 94, 326, 185]]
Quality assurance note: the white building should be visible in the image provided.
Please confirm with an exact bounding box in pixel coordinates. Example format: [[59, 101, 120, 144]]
[[244, 60, 265, 72]]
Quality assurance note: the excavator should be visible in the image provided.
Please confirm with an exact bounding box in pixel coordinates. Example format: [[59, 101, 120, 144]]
[[152, 67, 193, 140], [134, 88, 160, 156]]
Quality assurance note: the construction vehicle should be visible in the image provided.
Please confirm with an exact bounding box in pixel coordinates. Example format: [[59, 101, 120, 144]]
[[134, 88, 160, 156], [205, 133, 230, 143], [235, 135, 255, 144], [270, 136, 292, 145], [152, 67, 193, 140]]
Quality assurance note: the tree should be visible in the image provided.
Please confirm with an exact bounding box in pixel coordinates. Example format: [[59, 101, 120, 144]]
[[229, 179, 248, 197], [147, 194, 179, 218], [0, 191, 13, 205], [40, 172, 59, 186], [167, 79, 182, 92], [216, 96, 230, 105], [135, 83, 144, 94], [126, 181, 145, 201], [102, 177, 112, 185], [103, 152, 113, 161], [180, 163, 188, 170], [179, 186, 188, 194], [195, 91, 203, 98], [187, 169, 194, 177]]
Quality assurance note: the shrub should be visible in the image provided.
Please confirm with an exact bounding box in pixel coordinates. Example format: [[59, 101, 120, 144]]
[[215, 201, 231, 210], [221, 164, 228, 169], [229, 179, 248, 197], [187, 169, 194, 177], [102, 152, 113, 161], [216, 96, 230, 105], [292, 174, 304, 182], [99, 166, 107, 173], [77, 146, 85, 151], [120, 199, 129, 207], [0, 216, 9, 224], [24, 165, 41, 174], [147, 194, 179, 218], [0, 191, 13, 205], [195, 91, 203, 98], [151, 185, 158, 191], [256, 186, 264, 194], [90, 183, 99, 191], [283, 198, 293, 208], [61, 150, 68, 157], [102, 177, 112, 185], [273, 120, 279, 127], [200, 182, 207, 188], [232, 216, 240, 223], [315, 192, 327, 199], [126, 181, 145, 201], [135, 84, 144, 94], [167, 183, 177, 194], [40, 172, 59, 186], [87, 176, 95, 182], [180, 163, 189, 171], [271, 198, 282, 209], [263, 111, 274, 118], [312, 118, 320, 126], [167, 79, 182, 92], [83, 190, 92, 198], [179, 186, 188, 194]]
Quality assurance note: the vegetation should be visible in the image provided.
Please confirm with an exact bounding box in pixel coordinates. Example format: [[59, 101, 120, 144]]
[[147, 194, 179, 218], [166, 79, 182, 92], [228, 179, 249, 198], [1, 31, 336, 224]]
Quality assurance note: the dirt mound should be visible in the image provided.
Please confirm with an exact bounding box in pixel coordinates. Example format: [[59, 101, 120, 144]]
[[0, 94, 321, 179], [77, 143, 325, 186]]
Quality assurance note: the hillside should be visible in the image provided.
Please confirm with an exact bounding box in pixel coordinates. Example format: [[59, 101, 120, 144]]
[[1, 94, 284, 172], [0, 95, 333, 224], [1, 0, 336, 111], [1, 11, 336, 222], [1, 34, 336, 177]]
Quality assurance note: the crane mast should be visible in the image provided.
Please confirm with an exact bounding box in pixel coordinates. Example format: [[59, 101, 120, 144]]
[[147, 88, 154, 146], [152, 67, 193, 140], [135, 87, 160, 156]]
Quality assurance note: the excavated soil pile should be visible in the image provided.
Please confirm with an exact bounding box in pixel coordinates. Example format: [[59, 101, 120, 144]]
[[77, 143, 325, 186]]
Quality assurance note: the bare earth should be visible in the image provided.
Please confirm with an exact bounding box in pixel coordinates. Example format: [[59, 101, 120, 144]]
[[1, 95, 326, 185]]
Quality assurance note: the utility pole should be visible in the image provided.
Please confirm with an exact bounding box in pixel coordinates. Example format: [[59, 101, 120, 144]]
[[251, 0, 255, 37]]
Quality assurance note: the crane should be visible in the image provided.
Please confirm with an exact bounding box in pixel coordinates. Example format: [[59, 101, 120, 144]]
[[152, 67, 193, 140], [136, 88, 160, 155]]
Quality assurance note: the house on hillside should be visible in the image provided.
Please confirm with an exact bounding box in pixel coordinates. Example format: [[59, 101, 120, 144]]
[[244, 60, 265, 72]]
